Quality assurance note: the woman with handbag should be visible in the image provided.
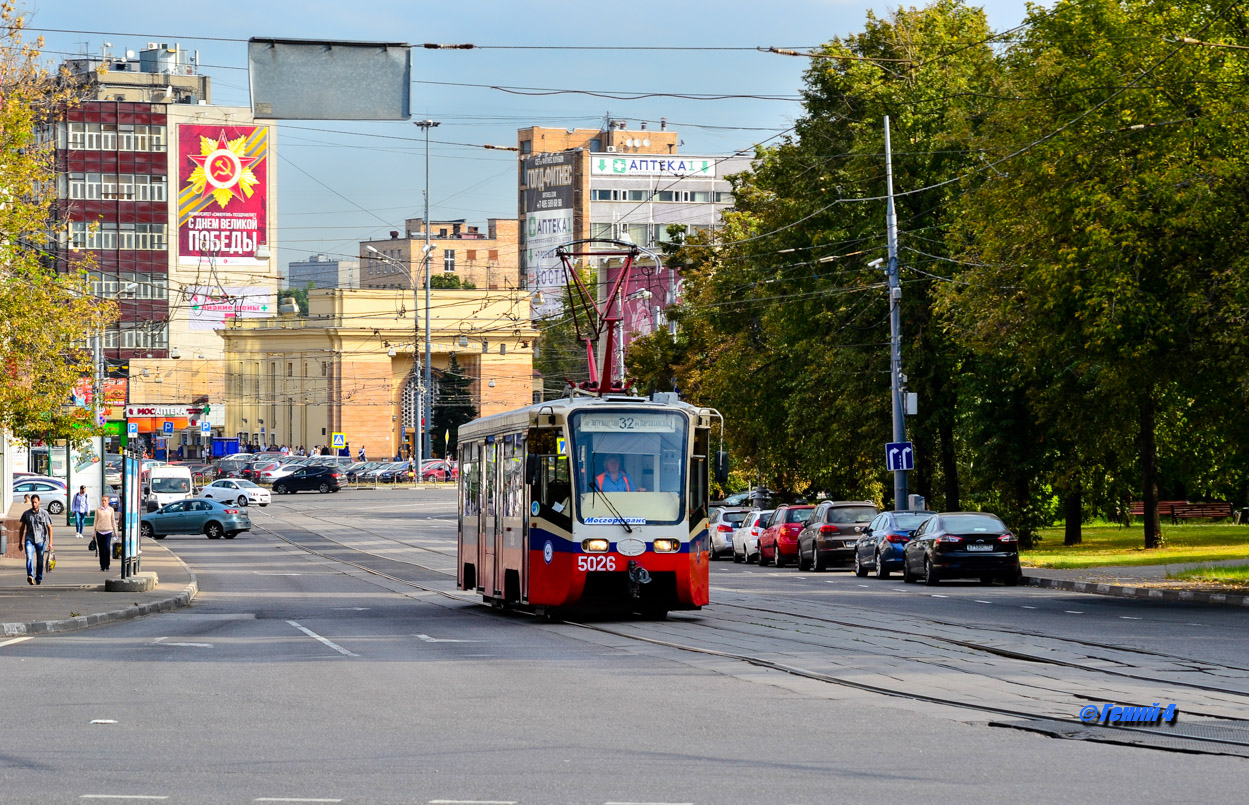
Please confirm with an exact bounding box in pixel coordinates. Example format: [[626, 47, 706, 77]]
[[93, 498, 118, 572]]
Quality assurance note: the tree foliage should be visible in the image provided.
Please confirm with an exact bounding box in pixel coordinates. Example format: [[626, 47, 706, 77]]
[[1, 4, 116, 443], [432, 353, 476, 458]]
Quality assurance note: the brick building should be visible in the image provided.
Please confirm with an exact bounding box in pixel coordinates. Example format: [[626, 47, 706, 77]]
[[359, 218, 519, 291]]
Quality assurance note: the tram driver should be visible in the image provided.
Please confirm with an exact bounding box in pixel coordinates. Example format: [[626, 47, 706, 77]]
[[596, 454, 647, 492]]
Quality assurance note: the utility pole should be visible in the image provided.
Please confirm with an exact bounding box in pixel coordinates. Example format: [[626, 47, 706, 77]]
[[415, 119, 439, 463], [884, 115, 908, 511]]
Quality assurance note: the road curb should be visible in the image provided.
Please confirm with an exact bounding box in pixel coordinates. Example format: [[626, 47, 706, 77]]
[[1024, 574, 1249, 608], [0, 556, 198, 637]]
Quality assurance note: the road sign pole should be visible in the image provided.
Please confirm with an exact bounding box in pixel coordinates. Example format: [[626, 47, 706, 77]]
[[884, 115, 908, 511]]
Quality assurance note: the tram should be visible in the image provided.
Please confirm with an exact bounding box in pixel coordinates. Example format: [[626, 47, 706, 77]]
[[456, 392, 723, 617]]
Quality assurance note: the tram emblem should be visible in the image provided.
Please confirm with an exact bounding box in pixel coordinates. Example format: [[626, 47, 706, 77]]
[[543, 540, 554, 564]]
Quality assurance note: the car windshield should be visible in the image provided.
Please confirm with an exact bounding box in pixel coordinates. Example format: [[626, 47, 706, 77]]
[[570, 410, 688, 526], [893, 514, 930, 530], [151, 477, 190, 494], [786, 508, 813, 524], [942, 514, 1007, 535], [828, 506, 877, 524]]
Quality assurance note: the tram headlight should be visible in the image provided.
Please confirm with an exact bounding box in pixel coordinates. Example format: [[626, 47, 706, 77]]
[[652, 538, 680, 553], [581, 538, 610, 553]]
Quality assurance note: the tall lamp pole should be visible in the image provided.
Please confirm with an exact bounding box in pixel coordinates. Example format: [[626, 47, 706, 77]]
[[415, 119, 439, 462], [882, 115, 907, 511]]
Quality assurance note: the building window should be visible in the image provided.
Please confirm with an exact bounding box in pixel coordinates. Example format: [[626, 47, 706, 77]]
[[443, 249, 455, 273], [100, 124, 117, 150], [590, 222, 613, 240], [67, 122, 87, 149], [466, 250, 476, 261], [628, 190, 648, 201], [117, 125, 134, 151], [321, 361, 328, 377], [591, 189, 612, 201], [488, 249, 498, 261], [520, 140, 532, 154]]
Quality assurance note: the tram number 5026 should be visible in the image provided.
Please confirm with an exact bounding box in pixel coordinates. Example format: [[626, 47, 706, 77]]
[[577, 555, 617, 572]]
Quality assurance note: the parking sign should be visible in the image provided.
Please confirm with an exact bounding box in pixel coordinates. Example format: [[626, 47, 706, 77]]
[[201, 420, 211, 436], [127, 422, 138, 437], [162, 420, 174, 436]]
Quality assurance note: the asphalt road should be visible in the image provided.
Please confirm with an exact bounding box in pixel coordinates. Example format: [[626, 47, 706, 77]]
[[2, 489, 1246, 804]]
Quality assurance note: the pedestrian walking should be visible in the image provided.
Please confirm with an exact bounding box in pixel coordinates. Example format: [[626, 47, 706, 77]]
[[18, 495, 54, 586], [93, 497, 118, 572], [358, 445, 366, 462], [71, 484, 90, 538]]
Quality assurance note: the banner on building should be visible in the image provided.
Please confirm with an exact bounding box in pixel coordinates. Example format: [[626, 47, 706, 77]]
[[590, 155, 715, 178], [186, 285, 274, 330], [524, 210, 573, 321], [177, 124, 269, 266]]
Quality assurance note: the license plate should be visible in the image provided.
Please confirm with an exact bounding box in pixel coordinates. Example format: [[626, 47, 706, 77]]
[[966, 544, 993, 552]]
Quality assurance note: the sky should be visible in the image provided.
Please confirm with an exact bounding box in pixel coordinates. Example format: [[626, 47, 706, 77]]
[[26, 0, 1038, 277]]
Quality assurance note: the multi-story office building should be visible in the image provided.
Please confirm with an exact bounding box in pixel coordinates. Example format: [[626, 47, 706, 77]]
[[50, 43, 278, 454], [518, 121, 750, 359], [287, 254, 357, 290], [359, 218, 519, 291]]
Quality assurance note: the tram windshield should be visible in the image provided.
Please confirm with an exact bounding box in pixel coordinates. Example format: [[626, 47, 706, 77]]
[[570, 410, 688, 526]]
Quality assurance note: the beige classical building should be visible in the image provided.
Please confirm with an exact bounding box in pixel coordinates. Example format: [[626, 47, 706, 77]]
[[221, 288, 536, 457], [360, 218, 520, 292]]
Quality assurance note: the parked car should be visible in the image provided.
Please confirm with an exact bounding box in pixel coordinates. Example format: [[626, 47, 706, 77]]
[[796, 500, 881, 571], [271, 465, 343, 495], [732, 509, 774, 563], [376, 461, 414, 483], [757, 504, 815, 567], [258, 462, 303, 485], [420, 459, 458, 482], [902, 511, 1021, 585], [200, 478, 272, 507], [346, 461, 386, 482], [242, 459, 283, 482], [853, 510, 933, 578], [140, 498, 250, 540], [716, 488, 773, 507], [12, 480, 67, 514], [709, 506, 750, 559], [213, 455, 254, 478]]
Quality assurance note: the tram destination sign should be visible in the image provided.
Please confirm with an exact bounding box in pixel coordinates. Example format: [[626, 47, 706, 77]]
[[579, 413, 677, 433]]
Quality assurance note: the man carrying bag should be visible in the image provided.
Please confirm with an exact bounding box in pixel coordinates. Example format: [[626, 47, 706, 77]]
[[18, 494, 54, 586]]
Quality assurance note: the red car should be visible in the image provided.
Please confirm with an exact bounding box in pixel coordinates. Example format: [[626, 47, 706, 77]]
[[420, 459, 459, 482], [757, 504, 815, 567]]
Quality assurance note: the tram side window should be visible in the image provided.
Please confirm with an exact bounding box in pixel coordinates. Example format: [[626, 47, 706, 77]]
[[503, 436, 524, 517], [461, 444, 480, 516], [527, 428, 570, 513], [690, 427, 709, 519]]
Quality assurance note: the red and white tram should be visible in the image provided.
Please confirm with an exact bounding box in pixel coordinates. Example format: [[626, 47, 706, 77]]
[[456, 393, 722, 617]]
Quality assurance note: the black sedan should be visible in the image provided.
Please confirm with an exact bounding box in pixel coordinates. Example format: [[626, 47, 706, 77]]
[[271, 465, 343, 495], [853, 510, 933, 579], [901, 512, 1021, 585]]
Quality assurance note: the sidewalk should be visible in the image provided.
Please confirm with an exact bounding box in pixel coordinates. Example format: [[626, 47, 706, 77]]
[[0, 538, 197, 636], [1024, 559, 1249, 608]]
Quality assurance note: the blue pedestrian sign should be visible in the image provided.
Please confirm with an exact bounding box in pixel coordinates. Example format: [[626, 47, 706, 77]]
[[200, 420, 211, 436], [127, 421, 138, 438], [162, 420, 174, 436], [885, 441, 915, 471]]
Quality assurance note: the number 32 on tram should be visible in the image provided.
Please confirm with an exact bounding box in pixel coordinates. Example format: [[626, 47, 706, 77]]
[[456, 395, 725, 618]]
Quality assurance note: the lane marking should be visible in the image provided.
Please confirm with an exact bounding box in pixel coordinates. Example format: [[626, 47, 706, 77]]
[[0, 636, 33, 648], [160, 642, 214, 648], [857, 584, 871, 588], [415, 634, 480, 643], [1065, 611, 1083, 614], [90, 719, 119, 725], [930, 594, 948, 598], [287, 621, 359, 657], [333, 607, 371, 611], [1120, 616, 1142, 620], [974, 600, 992, 604], [80, 797, 169, 801], [1021, 606, 1037, 609]]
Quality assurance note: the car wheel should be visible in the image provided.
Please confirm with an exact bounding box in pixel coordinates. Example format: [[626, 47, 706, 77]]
[[318, 482, 330, 494], [902, 557, 916, 583], [924, 557, 939, 585], [774, 547, 786, 568], [875, 552, 891, 579], [274, 483, 287, 495], [797, 543, 808, 571], [756, 546, 768, 566], [48, 500, 64, 515], [206, 522, 224, 540], [141, 522, 155, 540], [812, 547, 826, 572], [237, 495, 249, 507], [1003, 572, 1020, 586], [853, 552, 868, 577]]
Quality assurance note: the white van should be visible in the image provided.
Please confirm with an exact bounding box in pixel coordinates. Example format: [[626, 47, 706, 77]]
[[145, 465, 194, 511]]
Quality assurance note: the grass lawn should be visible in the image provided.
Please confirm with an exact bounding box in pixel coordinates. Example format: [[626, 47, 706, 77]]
[[1169, 564, 1249, 584], [1023, 522, 1249, 569]]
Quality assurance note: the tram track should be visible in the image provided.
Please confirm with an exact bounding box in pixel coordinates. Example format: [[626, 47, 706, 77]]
[[245, 509, 1249, 756]]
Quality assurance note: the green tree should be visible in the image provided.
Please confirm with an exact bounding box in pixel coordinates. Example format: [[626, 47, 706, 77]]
[[429, 274, 476, 290], [281, 284, 310, 316], [431, 353, 476, 458], [940, 0, 1249, 548], [1, 5, 116, 443]]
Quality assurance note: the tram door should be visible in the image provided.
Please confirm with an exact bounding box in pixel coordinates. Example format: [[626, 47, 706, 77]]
[[479, 440, 499, 596]]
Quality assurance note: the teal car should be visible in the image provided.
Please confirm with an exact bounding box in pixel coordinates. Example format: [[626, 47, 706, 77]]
[[140, 498, 250, 540]]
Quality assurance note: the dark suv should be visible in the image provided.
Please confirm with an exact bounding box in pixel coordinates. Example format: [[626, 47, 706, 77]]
[[271, 466, 343, 495], [797, 500, 880, 571]]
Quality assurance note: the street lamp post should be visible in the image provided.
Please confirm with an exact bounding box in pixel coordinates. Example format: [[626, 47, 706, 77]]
[[415, 119, 439, 462]]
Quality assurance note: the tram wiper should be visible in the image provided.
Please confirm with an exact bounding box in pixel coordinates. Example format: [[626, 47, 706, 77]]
[[591, 452, 632, 533]]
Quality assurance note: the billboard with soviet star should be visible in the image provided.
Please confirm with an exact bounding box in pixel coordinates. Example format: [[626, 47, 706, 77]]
[[177, 124, 269, 266]]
